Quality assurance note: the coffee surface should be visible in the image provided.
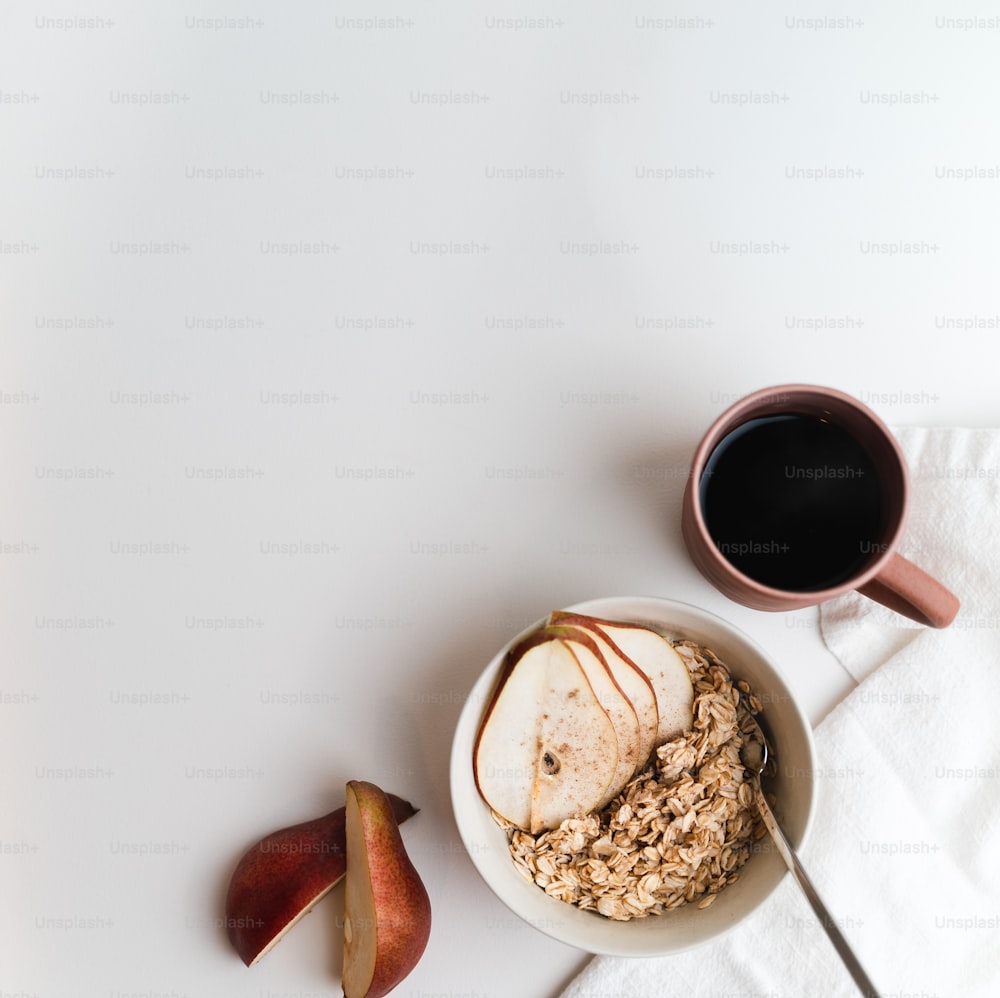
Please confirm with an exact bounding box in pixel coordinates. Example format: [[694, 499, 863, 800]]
[[699, 413, 884, 591]]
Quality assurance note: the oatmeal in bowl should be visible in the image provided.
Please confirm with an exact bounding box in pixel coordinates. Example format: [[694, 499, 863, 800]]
[[450, 596, 816, 957], [507, 641, 767, 920]]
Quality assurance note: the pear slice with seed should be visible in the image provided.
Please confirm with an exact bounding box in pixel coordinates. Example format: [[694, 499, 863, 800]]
[[548, 614, 659, 772], [473, 634, 619, 833]]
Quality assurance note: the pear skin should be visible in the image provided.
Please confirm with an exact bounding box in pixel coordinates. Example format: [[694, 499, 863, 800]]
[[342, 780, 431, 998], [225, 793, 418, 967]]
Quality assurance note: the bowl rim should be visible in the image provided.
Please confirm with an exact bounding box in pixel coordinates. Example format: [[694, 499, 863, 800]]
[[448, 594, 818, 956]]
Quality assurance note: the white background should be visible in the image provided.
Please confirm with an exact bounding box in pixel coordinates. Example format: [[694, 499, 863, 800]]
[[2, 4, 999, 997]]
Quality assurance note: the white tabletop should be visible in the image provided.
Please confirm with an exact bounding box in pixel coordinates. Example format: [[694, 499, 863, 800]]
[[4, 5, 999, 996]]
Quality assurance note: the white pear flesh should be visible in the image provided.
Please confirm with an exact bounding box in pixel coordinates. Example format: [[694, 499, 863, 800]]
[[560, 637, 641, 804], [588, 621, 694, 744], [549, 619, 659, 772], [529, 640, 620, 832], [473, 641, 547, 830], [473, 637, 620, 833]]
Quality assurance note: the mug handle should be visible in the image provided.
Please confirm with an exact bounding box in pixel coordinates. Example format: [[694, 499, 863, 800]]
[[856, 552, 960, 628]]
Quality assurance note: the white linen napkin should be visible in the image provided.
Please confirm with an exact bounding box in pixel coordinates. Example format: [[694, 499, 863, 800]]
[[560, 427, 1000, 998]]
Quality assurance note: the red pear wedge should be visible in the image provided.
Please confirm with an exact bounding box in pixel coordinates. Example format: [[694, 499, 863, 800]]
[[342, 780, 431, 998], [225, 794, 418, 967]]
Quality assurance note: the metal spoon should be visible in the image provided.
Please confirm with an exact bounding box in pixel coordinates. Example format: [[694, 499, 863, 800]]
[[740, 711, 879, 998]]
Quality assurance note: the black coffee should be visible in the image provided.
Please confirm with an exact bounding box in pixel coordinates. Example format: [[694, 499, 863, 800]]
[[699, 413, 884, 591]]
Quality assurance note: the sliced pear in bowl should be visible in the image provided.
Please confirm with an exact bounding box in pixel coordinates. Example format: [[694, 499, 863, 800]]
[[549, 611, 694, 747], [552, 632, 641, 807], [473, 613, 696, 835], [472, 633, 620, 833], [546, 620, 659, 774]]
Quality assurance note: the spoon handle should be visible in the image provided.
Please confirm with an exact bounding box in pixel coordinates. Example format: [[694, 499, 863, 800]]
[[752, 781, 879, 998]]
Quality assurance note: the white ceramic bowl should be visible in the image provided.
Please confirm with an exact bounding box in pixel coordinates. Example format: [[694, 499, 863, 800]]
[[449, 595, 817, 956]]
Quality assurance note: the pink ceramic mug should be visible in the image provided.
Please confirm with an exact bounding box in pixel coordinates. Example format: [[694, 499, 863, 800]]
[[681, 384, 960, 628]]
